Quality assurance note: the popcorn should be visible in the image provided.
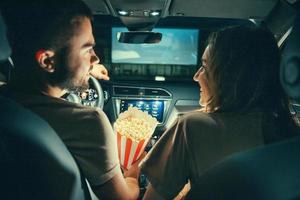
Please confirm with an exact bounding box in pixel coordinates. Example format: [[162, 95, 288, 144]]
[[114, 107, 158, 169]]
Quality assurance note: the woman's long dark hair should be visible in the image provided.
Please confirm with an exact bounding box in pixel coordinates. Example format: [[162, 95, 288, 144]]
[[205, 25, 299, 141]]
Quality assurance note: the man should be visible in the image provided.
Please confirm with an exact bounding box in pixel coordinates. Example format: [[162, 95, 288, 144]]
[[0, 0, 140, 199]]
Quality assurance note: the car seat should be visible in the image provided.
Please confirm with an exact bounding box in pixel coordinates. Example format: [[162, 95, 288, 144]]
[[0, 11, 11, 84], [0, 95, 91, 200], [0, 11, 91, 200], [186, 11, 300, 200], [186, 136, 300, 200]]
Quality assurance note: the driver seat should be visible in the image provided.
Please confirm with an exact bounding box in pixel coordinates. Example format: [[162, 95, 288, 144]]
[[0, 95, 90, 200], [0, 12, 91, 200]]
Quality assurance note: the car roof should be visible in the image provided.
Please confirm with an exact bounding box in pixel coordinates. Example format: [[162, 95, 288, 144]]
[[82, 0, 298, 43], [83, 0, 278, 19]]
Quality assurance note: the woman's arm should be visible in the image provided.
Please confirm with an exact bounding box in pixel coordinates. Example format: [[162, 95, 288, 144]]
[[143, 184, 165, 200]]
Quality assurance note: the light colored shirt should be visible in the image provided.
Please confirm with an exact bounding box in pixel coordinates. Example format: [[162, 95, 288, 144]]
[[141, 111, 267, 199], [8, 91, 120, 186]]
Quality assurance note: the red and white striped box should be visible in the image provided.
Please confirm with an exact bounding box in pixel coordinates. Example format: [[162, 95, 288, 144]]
[[116, 132, 151, 170], [114, 107, 157, 170]]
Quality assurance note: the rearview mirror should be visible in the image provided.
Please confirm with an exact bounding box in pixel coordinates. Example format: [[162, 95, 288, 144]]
[[117, 31, 162, 44]]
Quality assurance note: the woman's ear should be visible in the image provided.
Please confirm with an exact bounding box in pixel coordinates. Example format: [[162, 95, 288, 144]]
[[35, 49, 55, 73]]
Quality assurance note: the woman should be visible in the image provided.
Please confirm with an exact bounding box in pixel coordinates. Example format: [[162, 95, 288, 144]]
[[140, 25, 299, 200]]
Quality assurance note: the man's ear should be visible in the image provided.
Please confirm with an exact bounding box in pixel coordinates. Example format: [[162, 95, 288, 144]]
[[35, 49, 55, 73]]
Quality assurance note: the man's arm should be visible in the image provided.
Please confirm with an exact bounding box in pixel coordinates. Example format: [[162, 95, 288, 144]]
[[92, 170, 139, 200], [92, 155, 144, 200]]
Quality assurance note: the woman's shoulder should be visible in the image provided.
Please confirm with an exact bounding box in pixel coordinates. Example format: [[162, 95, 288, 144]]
[[179, 110, 264, 128], [180, 110, 214, 123], [180, 110, 244, 121]]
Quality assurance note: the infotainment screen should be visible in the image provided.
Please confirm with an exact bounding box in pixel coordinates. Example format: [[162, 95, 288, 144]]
[[120, 100, 164, 123]]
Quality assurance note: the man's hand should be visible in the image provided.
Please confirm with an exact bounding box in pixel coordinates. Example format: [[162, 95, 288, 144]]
[[90, 63, 110, 80]]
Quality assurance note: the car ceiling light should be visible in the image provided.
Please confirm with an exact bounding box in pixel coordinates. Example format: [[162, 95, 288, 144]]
[[150, 11, 160, 17], [155, 76, 165, 81], [118, 10, 128, 16]]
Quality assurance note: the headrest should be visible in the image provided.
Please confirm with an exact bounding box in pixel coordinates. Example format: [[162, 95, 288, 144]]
[[0, 11, 11, 61], [280, 13, 300, 101]]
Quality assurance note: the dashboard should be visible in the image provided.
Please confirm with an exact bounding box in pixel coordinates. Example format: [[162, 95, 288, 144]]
[[102, 81, 201, 137]]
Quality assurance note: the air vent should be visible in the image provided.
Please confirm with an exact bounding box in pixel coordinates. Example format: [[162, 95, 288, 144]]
[[114, 87, 140, 95], [145, 88, 171, 97], [114, 86, 171, 97]]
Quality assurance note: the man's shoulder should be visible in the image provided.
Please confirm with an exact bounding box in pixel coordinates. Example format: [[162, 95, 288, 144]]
[[36, 95, 105, 117], [1, 88, 106, 118]]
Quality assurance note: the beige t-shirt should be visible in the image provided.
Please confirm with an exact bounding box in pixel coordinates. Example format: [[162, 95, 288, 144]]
[[140, 111, 268, 199], [8, 91, 120, 186]]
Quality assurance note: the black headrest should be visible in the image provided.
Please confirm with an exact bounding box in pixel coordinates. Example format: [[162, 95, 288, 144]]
[[280, 13, 300, 101], [0, 11, 11, 61]]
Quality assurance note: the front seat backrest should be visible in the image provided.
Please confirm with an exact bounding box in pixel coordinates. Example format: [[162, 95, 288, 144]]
[[187, 136, 300, 200], [0, 12, 11, 61], [0, 12, 12, 84], [0, 95, 88, 200]]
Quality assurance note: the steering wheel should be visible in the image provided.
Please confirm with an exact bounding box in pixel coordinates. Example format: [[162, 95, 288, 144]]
[[65, 77, 104, 109]]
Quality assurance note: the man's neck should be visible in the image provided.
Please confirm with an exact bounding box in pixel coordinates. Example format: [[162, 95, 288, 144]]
[[9, 72, 67, 98], [42, 84, 67, 98]]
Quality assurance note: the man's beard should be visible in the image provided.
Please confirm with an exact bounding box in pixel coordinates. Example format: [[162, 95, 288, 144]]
[[46, 64, 89, 93], [51, 67, 91, 93], [47, 49, 90, 93], [64, 74, 90, 93]]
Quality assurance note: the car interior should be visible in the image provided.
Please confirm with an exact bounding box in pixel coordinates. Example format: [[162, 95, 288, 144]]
[[1, 0, 300, 199]]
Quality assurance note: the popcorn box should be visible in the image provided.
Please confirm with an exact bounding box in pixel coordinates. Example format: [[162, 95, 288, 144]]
[[116, 132, 151, 170], [114, 107, 158, 170]]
